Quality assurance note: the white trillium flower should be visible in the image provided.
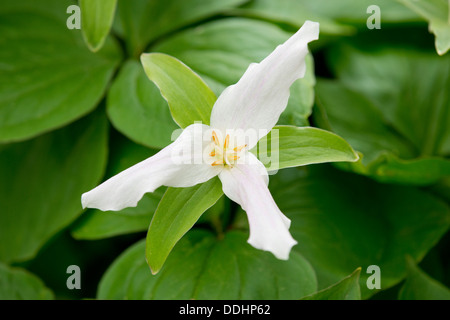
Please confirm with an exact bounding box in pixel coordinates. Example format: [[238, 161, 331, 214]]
[[82, 21, 320, 260]]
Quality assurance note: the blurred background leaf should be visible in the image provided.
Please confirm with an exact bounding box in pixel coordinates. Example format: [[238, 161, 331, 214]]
[[0, 0, 121, 143], [99, 230, 317, 299], [398, 0, 450, 55], [301, 268, 361, 300], [265, 165, 450, 298], [0, 111, 108, 263], [113, 0, 248, 57], [315, 46, 450, 185], [398, 256, 450, 299], [0, 263, 54, 300]]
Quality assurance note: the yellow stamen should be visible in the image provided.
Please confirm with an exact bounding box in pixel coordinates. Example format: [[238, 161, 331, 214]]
[[233, 144, 247, 152], [228, 155, 240, 161], [211, 160, 223, 166], [224, 134, 230, 149], [209, 150, 216, 157], [212, 131, 219, 146]]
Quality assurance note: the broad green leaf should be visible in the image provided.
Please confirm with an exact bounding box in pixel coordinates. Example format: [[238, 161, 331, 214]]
[[315, 81, 450, 185], [141, 53, 216, 128], [230, 0, 353, 35], [0, 263, 53, 300], [80, 0, 118, 52], [114, 0, 247, 57], [398, 0, 450, 55], [146, 178, 223, 274], [251, 125, 359, 171], [72, 136, 164, 240], [107, 60, 178, 149], [72, 192, 163, 240], [266, 165, 450, 298], [429, 176, 450, 203], [305, 0, 420, 23], [0, 0, 121, 143], [0, 111, 108, 263], [99, 231, 317, 299], [330, 47, 450, 157], [301, 268, 361, 300], [399, 256, 450, 300], [154, 18, 316, 127]]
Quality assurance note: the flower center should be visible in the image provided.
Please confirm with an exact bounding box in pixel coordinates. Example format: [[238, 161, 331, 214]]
[[210, 130, 246, 167]]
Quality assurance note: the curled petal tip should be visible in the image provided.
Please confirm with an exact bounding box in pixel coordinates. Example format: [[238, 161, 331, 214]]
[[248, 235, 297, 260], [81, 193, 87, 210]]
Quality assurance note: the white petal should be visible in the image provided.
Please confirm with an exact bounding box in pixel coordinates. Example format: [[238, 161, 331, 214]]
[[82, 123, 221, 211], [210, 21, 319, 146], [218, 153, 296, 259]]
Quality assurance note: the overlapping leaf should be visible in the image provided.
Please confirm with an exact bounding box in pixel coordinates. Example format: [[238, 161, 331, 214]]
[[0, 0, 120, 142], [0, 111, 108, 263], [398, 0, 450, 55], [301, 268, 361, 300], [316, 46, 450, 185], [99, 231, 317, 299], [114, 0, 247, 56], [0, 263, 53, 300], [398, 256, 450, 300], [267, 165, 450, 298]]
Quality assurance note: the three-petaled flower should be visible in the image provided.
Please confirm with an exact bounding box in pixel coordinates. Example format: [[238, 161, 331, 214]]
[[82, 21, 320, 260]]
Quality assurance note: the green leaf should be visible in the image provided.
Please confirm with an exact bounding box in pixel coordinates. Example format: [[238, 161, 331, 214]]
[[230, 0, 353, 35], [0, 111, 108, 263], [154, 18, 316, 127], [305, 0, 420, 23], [114, 0, 247, 57], [301, 268, 361, 300], [0, 0, 121, 143], [0, 263, 54, 300], [80, 0, 118, 52], [99, 230, 317, 299], [316, 48, 450, 185], [141, 53, 216, 128], [252, 125, 359, 171], [266, 165, 450, 299], [398, 256, 450, 300], [72, 193, 163, 240], [72, 136, 164, 240], [331, 47, 450, 157], [398, 0, 450, 55], [107, 60, 178, 149], [146, 178, 223, 274]]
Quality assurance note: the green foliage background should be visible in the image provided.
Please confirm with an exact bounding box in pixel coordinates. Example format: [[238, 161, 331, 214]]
[[0, 0, 449, 300]]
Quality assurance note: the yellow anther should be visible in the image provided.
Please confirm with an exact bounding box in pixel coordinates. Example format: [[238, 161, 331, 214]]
[[233, 144, 247, 152], [210, 133, 245, 167], [224, 134, 230, 149], [212, 131, 220, 146], [211, 160, 223, 166]]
